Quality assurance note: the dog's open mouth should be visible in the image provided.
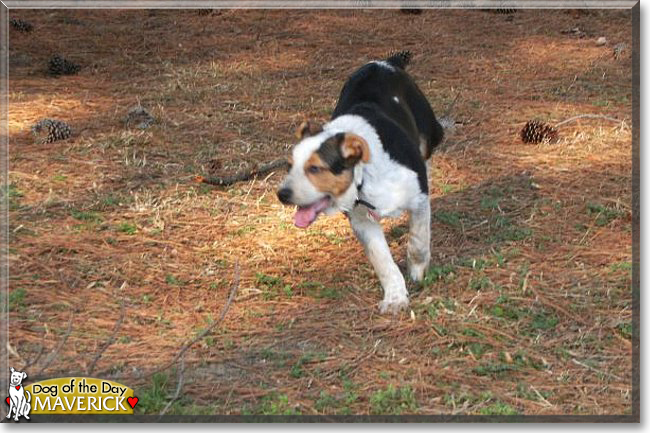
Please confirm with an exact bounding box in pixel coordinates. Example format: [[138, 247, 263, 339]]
[[294, 196, 331, 228]]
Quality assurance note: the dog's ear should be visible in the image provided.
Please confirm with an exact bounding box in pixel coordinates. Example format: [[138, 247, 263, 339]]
[[340, 133, 370, 164], [10, 367, 14, 373], [21, 372, 27, 380], [296, 121, 323, 140]]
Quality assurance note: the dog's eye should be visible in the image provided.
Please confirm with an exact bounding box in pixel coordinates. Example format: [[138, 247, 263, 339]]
[[307, 165, 322, 174]]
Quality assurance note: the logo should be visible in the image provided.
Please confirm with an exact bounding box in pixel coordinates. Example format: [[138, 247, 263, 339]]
[[7, 367, 31, 422], [5, 369, 138, 418]]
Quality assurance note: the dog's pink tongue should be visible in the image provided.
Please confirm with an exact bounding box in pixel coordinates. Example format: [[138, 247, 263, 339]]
[[294, 206, 317, 228], [294, 197, 329, 228]]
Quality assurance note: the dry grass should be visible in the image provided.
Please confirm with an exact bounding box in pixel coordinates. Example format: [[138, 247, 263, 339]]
[[7, 9, 632, 416]]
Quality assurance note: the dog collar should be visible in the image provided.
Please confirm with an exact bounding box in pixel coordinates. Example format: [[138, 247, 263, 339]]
[[353, 180, 380, 221]]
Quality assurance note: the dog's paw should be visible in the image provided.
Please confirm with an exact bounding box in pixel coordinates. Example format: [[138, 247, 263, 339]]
[[379, 297, 409, 314], [408, 261, 428, 282]]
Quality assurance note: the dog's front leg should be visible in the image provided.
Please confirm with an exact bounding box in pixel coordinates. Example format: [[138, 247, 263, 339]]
[[350, 208, 408, 314], [407, 197, 431, 282], [6, 396, 14, 419]]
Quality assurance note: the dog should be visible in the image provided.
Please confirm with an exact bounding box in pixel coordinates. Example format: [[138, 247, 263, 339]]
[[7, 367, 31, 421], [277, 51, 444, 314]]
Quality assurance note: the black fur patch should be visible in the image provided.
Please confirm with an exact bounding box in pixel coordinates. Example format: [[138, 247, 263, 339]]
[[331, 55, 444, 193], [316, 133, 349, 174]]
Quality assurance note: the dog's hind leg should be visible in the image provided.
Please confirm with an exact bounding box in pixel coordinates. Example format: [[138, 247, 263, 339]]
[[407, 196, 431, 282], [349, 208, 408, 314]]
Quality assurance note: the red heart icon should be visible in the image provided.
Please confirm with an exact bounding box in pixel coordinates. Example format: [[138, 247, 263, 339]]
[[15, 386, 19, 390], [127, 396, 138, 409], [5, 397, 9, 405]]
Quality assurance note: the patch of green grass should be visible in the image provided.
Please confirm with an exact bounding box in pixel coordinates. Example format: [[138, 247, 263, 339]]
[[137, 372, 170, 414], [609, 261, 632, 273], [530, 310, 559, 331], [289, 354, 312, 379], [165, 274, 182, 286], [469, 274, 493, 290], [2, 183, 24, 210], [233, 225, 255, 236], [477, 401, 519, 415], [424, 264, 455, 284], [256, 273, 293, 300], [71, 209, 103, 223], [480, 196, 501, 210], [314, 391, 339, 413], [369, 385, 418, 415], [472, 362, 518, 377], [8, 288, 26, 312], [458, 257, 489, 270], [117, 222, 137, 235], [587, 203, 624, 226], [490, 216, 532, 242], [617, 322, 632, 339], [297, 281, 341, 300], [467, 342, 492, 359], [52, 174, 68, 182], [434, 210, 462, 228], [516, 383, 551, 403], [250, 393, 300, 415]]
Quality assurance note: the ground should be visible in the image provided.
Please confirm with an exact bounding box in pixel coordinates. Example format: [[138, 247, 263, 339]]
[[7, 9, 633, 416]]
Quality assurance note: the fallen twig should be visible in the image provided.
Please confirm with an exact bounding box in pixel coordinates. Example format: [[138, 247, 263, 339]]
[[555, 114, 623, 128], [87, 301, 126, 376], [36, 311, 74, 377], [146, 262, 240, 378], [572, 358, 623, 382], [158, 355, 185, 418], [196, 159, 288, 187]]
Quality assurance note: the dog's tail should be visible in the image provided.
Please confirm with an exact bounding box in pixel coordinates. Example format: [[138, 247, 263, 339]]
[[385, 50, 412, 69], [25, 390, 31, 403]]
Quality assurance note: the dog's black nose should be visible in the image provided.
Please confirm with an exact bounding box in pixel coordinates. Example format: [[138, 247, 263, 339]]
[[277, 188, 293, 204]]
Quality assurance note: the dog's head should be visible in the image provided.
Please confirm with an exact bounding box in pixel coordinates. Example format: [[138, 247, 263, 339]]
[[9, 367, 26, 386], [277, 121, 370, 228]]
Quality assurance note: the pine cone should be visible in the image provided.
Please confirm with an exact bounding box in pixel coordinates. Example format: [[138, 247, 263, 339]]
[[48, 55, 80, 76], [10, 18, 33, 32], [520, 120, 558, 144], [31, 119, 72, 143]]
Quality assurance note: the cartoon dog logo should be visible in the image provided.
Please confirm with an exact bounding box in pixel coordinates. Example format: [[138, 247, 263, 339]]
[[7, 367, 31, 421]]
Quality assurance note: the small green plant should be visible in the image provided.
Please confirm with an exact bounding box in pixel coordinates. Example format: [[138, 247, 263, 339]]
[[369, 385, 418, 415], [117, 222, 137, 235], [617, 322, 632, 339], [138, 372, 170, 414], [290, 354, 312, 379], [530, 310, 559, 331], [8, 288, 26, 312], [477, 401, 519, 415], [71, 210, 103, 223], [469, 275, 492, 290], [2, 184, 24, 210], [480, 196, 501, 210], [424, 264, 455, 284], [472, 363, 517, 377], [52, 174, 68, 182], [587, 203, 624, 226], [254, 393, 299, 415], [165, 274, 182, 286], [434, 210, 462, 228]]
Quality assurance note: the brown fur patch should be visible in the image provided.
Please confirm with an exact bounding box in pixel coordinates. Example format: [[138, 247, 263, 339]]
[[296, 121, 323, 139], [341, 134, 370, 163], [304, 153, 353, 197]]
